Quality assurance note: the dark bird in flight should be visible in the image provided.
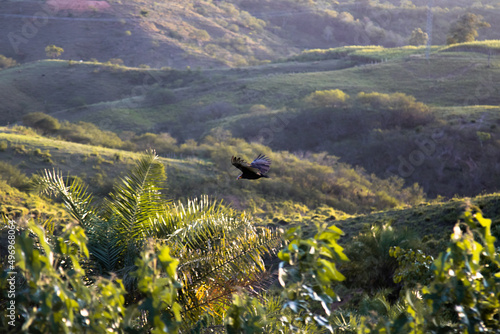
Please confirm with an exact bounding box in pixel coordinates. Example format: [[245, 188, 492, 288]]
[[231, 154, 271, 180]]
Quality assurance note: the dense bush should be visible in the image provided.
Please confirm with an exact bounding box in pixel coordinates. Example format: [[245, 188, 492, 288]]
[[0, 162, 30, 191], [359, 209, 500, 333], [131, 132, 178, 154], [22, 112, 61, 134], [303, 89, 350, 108], [0, 55, 17, 70], [144, 86, 177, 106], [1, 219, 182, 332], [357, 91, 433, 128], [57, 121, 127, 148]]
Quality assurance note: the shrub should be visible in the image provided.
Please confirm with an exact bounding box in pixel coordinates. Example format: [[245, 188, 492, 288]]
[[359, 209, 500, 332], [409, 28, 428, 46], [57, 121, 126, 149], [303, 89, 350, 108], [6, 219, 182, 332], [249, 104, 268, 113], [357, 92, 433, 128], [0, 55, 17, 69], [144, 86, 176, 106], [45, 44, 64, 59], [0, 161, 30, 191], [228, 23, 240, 32], [107, 58, 124, 66], [22, 112, 61, 134], [131, 132, 177, 154]]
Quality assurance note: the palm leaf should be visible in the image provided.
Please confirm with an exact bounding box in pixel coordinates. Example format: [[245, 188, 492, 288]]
[[104, 150, 167, 251], [33, 169, 98, 230], [86, 218, 124, 273], [33, 169, 121, 274], [155, 196, 282, 326]]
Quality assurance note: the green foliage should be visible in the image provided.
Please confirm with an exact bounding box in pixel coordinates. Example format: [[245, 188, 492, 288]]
[[22, 112, 126, 148], [356, 92, 432, 128], [128, 242, 182, 333], [342, 224, 420, 294], [447, 13, 491, 45], [0, 162, 30, 191], [0, 55, 17, 70], [162, 197, 281, 326], [304, 89, 350, 108], [29, 150, 281, 331], [408, 28, 428, 46], [224, 223, 351, 334], [358, 209, 500, 333], [278, 223, 349, 332], [58, 121, 127, 148], [23, 112, 61, 135], [421, 210, 500, 332], [389, 246, 434, 289], [1, 218, 182, 333], [45, 45, 64, 59], [144, 86, 177, 106], [224, 293, 268, 334], [4, 219, 126, 332]]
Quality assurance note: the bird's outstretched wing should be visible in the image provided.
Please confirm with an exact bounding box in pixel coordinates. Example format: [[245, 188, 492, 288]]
[[232, 156, 254, 172], [250, 154, 271, 175]]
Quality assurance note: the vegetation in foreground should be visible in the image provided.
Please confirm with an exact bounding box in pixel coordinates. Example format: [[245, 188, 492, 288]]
[[1, 167, 499, 332]]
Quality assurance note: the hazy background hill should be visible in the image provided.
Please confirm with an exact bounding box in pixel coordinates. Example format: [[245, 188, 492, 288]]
[[1, 0, 500, 68]]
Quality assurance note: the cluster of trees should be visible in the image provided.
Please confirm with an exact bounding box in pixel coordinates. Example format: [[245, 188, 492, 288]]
[[1, 151, 498, 332], [243, 90, 433, 151]]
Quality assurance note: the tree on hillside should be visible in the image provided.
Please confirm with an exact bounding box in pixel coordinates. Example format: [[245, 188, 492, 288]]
[[409, 28, 428, 46], [446, 13, 490, 44], [45, 44, 64, 59]]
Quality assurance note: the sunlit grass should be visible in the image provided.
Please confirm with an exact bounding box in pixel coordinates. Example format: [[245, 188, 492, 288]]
[[441, 40, 500, 53]]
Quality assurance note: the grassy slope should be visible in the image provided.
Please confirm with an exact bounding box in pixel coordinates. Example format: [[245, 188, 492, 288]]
[[269, 191, 500, 256], [0, 123, 431, 217], [2, 124, 498, 257], [3, 45, 499, 128], [2, 45, 500, 199]]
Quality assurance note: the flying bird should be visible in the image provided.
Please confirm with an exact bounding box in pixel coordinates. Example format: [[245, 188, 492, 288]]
[[231, 154, 271, 180]]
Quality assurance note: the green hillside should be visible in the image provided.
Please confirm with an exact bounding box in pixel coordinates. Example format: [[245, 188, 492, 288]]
[[0, 124, 427, 216], [2, 43, 499, 199]]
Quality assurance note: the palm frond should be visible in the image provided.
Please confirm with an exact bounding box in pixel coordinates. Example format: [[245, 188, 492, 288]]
[[86, 218, 124, 273], [157, 196, 282, 326], [105, 150, 168, 248], [33, 169, 99, 231]]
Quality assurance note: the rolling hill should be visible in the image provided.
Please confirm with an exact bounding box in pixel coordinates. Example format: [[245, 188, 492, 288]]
[[1, 42, 500, 199], [1, 0, 500, 69]]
